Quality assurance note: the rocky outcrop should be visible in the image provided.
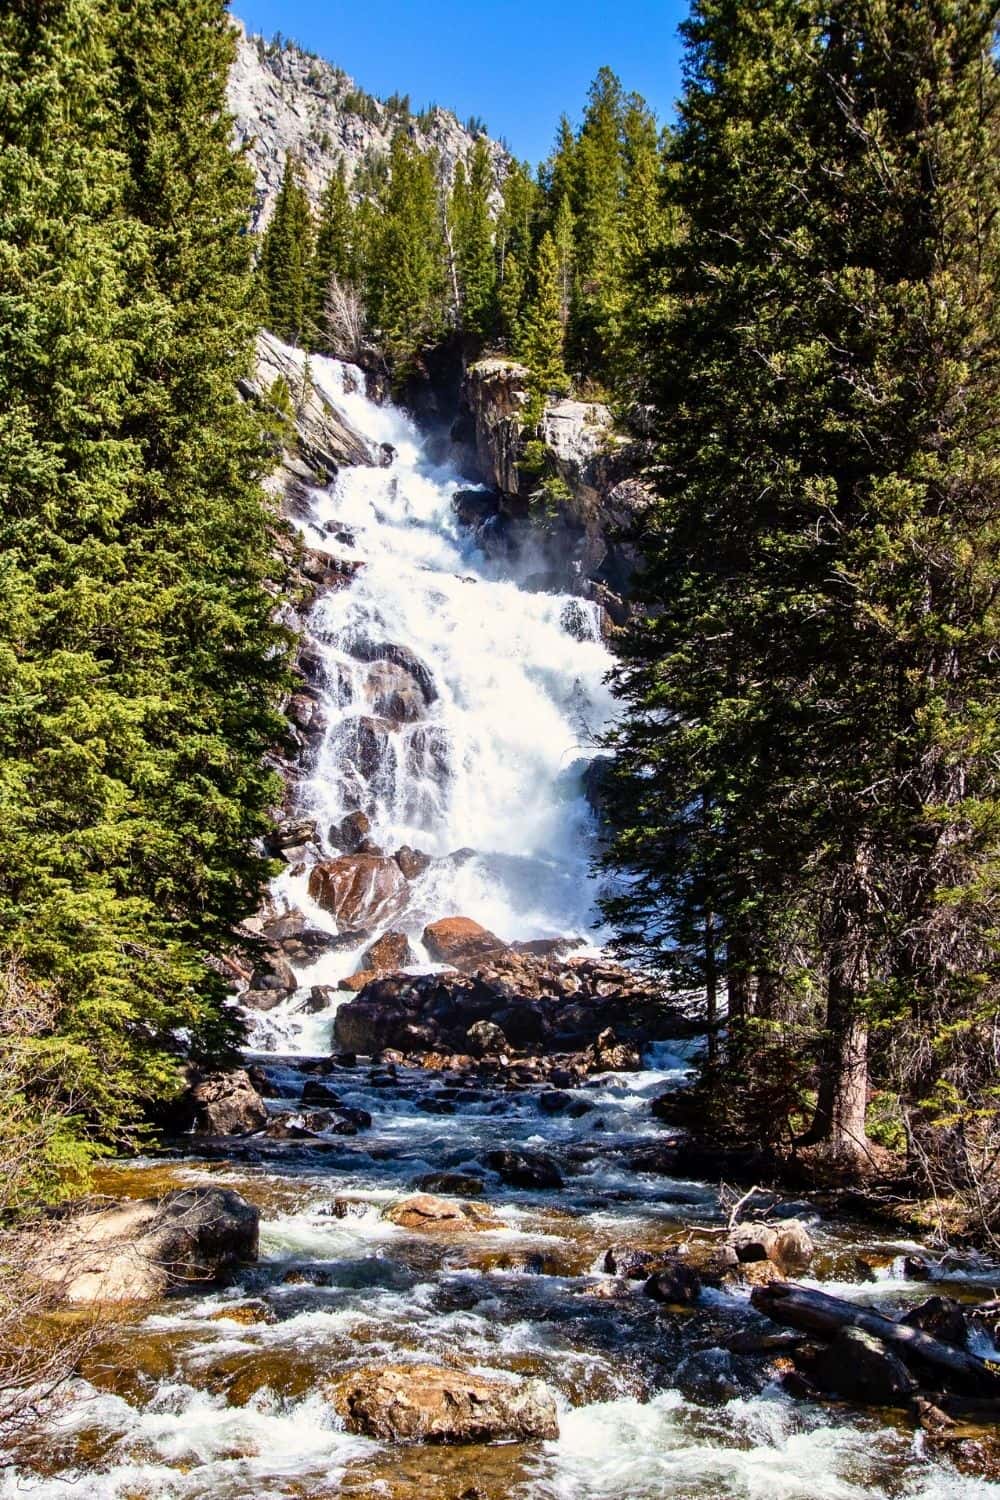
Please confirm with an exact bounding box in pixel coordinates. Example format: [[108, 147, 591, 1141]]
[[332, 950, 682, 1060], [243, 331, 372, 501], [328, 1362, 559, 1443], [36, 1189, 259, 1304], [227, 22, 509, 233], [459, 358, 654, 609]]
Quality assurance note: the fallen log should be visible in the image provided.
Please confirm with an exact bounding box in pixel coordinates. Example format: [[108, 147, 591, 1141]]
[[751, 1282, 1000, 1395]]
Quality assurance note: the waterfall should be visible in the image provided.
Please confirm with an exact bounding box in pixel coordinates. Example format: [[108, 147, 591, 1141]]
[[263, 351, 617, 1039]]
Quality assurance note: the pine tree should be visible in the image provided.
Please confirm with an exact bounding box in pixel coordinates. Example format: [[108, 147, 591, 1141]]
[[497, 248, 525, 352], [259, 152, 314, 344], [365, 129, 447, 374], [520, 231, 570, 403], [553, 194, 575, 330], [450, 138, 497, 341], [603, 0, 1000, 1175], [573, 66, 626, 367], [311, 157, 354, 344]]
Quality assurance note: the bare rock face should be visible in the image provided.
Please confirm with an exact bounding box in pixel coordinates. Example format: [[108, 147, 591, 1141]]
[[35, 1189, 259, 1304], [422, 916, 506, 969], [328, 1362, 559, 1443], [308, 854, 409, 930], [190, 1070, 268, 1137], [383, 1194, 500, 1232], [227, 21, 509, 234], [245, 330, 372, 479]]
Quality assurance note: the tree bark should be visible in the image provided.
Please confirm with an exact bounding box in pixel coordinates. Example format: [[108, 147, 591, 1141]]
[[751, 1282, 1000, 1394]]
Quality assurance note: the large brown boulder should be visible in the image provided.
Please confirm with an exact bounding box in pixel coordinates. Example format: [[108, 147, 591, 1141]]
[[361, 930, 413, 973], [190, 1069, 268, 1136], [383, 1194, 500, 1232], [423, 917, 506, 969], [35, 1188, 259, 1304], [328, 1362, 559, 1443], [308, 854, 408, 929]]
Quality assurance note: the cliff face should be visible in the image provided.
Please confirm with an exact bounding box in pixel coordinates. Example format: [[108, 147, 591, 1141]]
[[227, 21, 508, 231], [459, 361, 654, 623]]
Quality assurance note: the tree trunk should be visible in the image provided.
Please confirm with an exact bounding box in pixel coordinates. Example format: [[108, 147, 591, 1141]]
[[801, 854, 872, 1160], [704, 907, 718, 1066]]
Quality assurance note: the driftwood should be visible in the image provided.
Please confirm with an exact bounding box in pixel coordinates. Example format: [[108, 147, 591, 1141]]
[[751, 1282, 1000, 1395]]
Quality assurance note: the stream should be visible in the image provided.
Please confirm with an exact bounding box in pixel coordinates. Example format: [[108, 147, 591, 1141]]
[[7, 353, 1000, 1499]]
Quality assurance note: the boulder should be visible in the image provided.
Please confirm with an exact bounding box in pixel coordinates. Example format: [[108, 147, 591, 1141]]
[[729, 1223, 779, 1264], [328, 1362, 559, 1444], [364, 659, 428, 725], [466, 1019, 508, 1057], [589, 1028, 642, 1072], [674, 1348, 766, 1404], [812, 1327, 917, 1406], [644, 1261, 702, 1306], [483, 1148, 563, 1191], [603, 1246, 662, 1280], [414, 1173, 486, 1198], [394, 846, 432, 880], [36, 1188, 259, 1304], [423, 917, 507, 969], [332, 810, 373, 854], [362, 931, 414, 973], [190, 1069, 268, 1137], [339, 969, 379, 992], [308, 854, 409, 930], [902, 1296, 968, 1349], [383, 1194, 499, 1232], [772, 1220, 815, 1275]]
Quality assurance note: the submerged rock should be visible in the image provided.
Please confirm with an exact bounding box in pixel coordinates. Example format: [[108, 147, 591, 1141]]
[[483, 1148, 563, 1190], [328, 1362, 559, 1444], [35, 1188, 259, 1304], [383, 1194, 500, 1232]]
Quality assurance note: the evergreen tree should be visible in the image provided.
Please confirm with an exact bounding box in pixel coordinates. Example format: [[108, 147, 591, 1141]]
[[603, 0, 1000, 1176], [573, 66, 626, 367], [553, 193, 575, 330], [497, 248, 525, 352], [450, 138, 497, 341], [311, 157, 354, 342], [365, 129, 447, 374], [520, 231, 570, 403], [259, 152, 314, 344]]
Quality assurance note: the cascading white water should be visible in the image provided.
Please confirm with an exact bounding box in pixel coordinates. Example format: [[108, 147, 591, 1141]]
[[266, 349, 617, 1024]]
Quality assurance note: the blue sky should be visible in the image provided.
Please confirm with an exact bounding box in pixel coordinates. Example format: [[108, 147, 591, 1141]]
[[234, 1, 689, 164]]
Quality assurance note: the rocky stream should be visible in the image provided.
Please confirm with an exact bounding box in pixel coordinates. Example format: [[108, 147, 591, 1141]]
[[7, 349, 1000, 1499]]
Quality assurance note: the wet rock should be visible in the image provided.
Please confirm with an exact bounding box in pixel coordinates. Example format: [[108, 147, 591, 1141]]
[[248, 950, 298, 998], [348, 640, 438, 706], [589, 1027, 642, 1072], [772, 1221, 815, 1275], [538, 1090, 573, 1114], [362, 930, 414, 973], [267, 815, 320, 853], [383, 1194, 500, 1232], [300, 1080, 342, 1106], [902, 1296, 969, 1349], [365, 659, 428, 725], [644, 1261, 702, 1306], [208, 1297, 277, 1326], [339, 968, 379, 992], [394, 846, 432, 880], [35, 1188, 259, 1304], [423, 917, 507, 969], [483, 1148, 563, 1190], [189, 1069, 268, 1137], [729, 1223, 779, 1264], [560, 598, 597, 642], [452, 487, 501, 529], [466, 1019, 508, 1057], [811, 1327, 917, 1406], [674, 1348, 767, 1404], [333, 809, 373, 854], [602, 1246, 661, 1280], [328, 1362, 559, 1444], [414, 1173, 486, 1198], [308, 853, 409, 929], [303, 985, 338, 1013], [903, 1254, 933, 1280]]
